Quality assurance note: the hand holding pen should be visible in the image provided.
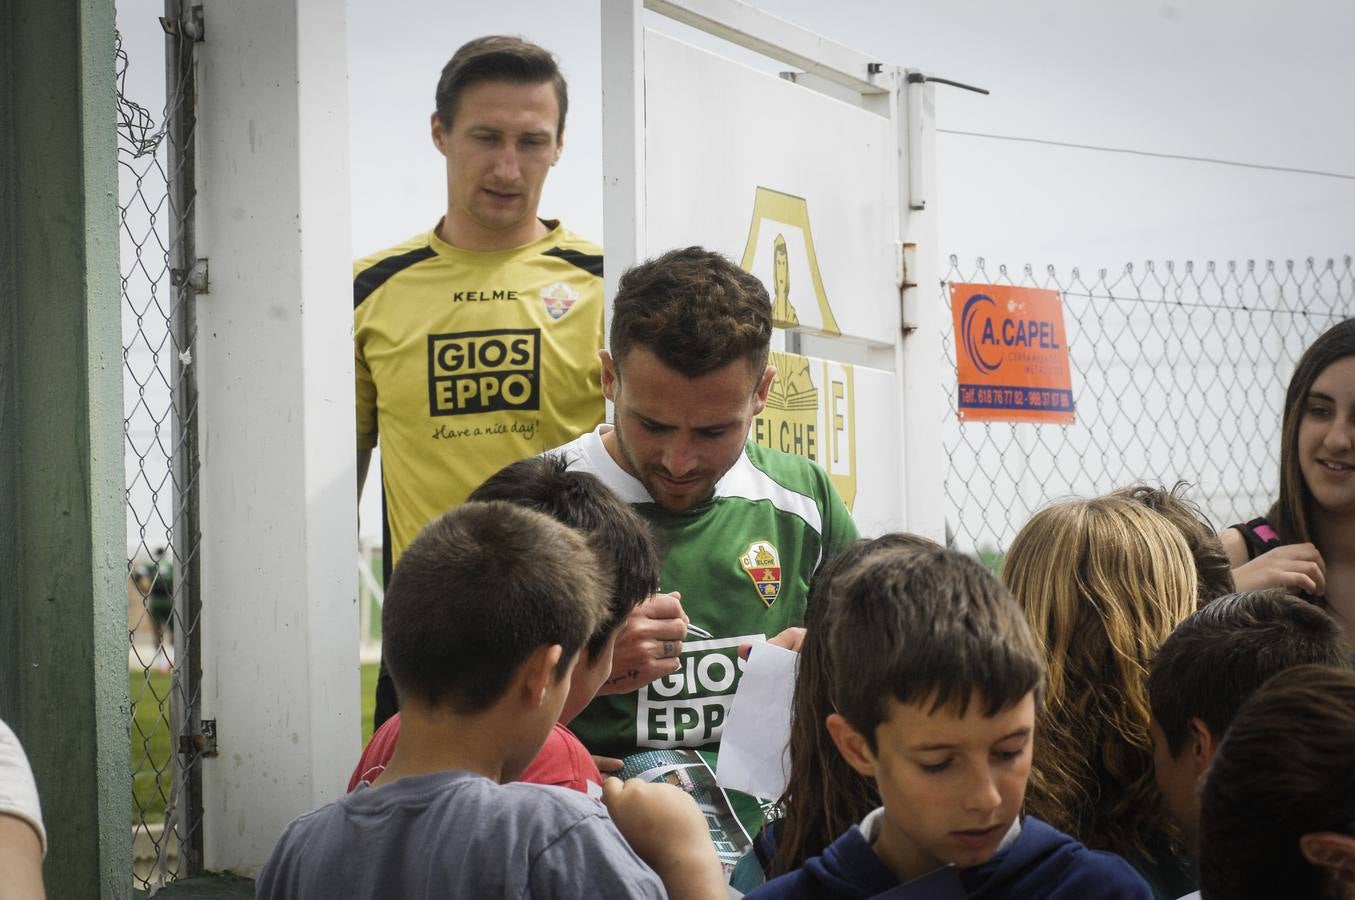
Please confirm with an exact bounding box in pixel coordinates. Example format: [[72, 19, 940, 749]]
[[595, 591, 690, 696]]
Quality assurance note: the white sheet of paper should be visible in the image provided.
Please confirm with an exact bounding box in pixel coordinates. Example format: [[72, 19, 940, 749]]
[[715, 641, 800, 800]]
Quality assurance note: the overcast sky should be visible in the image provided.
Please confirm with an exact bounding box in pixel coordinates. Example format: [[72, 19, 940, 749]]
[[343, 0, 1355, 538], [348, 0, 1355, 267]]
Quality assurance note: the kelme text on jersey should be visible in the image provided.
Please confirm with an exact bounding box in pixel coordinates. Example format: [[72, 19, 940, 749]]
[[427, 328, 541, 415]]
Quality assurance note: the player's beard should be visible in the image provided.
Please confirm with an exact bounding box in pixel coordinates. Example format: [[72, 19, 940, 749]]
[[611, 421, 720, 512]]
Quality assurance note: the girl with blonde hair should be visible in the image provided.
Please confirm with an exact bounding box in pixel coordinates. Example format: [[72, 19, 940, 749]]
[[1003, 495, 1198, 899]]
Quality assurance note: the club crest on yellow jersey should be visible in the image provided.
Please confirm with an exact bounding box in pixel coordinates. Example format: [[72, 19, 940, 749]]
[[739, 540, 782, 607], [541, 281, 580, 321]]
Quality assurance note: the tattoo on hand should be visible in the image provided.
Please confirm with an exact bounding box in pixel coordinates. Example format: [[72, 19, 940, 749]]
[[605, 669, 640, 686]]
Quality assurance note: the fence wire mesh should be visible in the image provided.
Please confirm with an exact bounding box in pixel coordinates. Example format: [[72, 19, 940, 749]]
[[117, 7, 202, 890], [941, 255, 1355, 561]]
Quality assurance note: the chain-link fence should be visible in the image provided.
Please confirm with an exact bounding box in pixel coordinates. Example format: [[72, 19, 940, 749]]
[[117, 2, 203, 889], [941, 255, 1355, 560]]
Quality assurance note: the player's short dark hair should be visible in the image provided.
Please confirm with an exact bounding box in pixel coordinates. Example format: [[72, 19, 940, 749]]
[[825, 545, 1044, 751], [382, 501, 608, 712], [1148, 588, 1347, 756], [435, 35, 568, 138], [1199, 665, 1355, 900], [610, 246, 772, 379], [1112, 482, 1235, 605], [468, 454, 660, 660]]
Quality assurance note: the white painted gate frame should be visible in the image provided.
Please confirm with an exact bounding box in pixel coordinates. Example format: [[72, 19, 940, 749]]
[[601, 0, 946, 540]]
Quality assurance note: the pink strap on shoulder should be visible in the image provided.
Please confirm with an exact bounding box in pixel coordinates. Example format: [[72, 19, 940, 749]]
[[1254, 522, 1279, 543]]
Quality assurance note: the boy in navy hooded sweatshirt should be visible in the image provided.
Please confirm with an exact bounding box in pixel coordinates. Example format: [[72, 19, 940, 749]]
[[748, 545, 1151, 900]]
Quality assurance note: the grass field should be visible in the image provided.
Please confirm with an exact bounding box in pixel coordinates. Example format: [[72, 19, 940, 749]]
[[131, 662, 380, 825], [130, 669, 174, 826], [359, 661, 378, 744]]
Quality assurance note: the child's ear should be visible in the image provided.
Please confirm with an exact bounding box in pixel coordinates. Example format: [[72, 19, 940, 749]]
[[522, 644, 566, 707], [1299, 832, 1355, 881], [825, 713, 877, 778], [1186, 717, 1217, 778]]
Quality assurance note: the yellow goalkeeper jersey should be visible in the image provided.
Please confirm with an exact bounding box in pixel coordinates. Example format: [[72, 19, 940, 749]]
[[354, 220, 605, 567]]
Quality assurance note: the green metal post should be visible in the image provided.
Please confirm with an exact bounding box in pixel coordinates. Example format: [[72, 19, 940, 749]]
[[0, 0, 132, 897]]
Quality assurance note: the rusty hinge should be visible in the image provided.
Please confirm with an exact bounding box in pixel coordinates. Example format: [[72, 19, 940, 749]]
[[899, 242, 919, 336], [179, 719, 218, 758], [896, 241, 920, 290]]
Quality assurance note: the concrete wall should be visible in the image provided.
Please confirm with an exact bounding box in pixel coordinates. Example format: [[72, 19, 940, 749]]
[[193, 0, 360, 874]]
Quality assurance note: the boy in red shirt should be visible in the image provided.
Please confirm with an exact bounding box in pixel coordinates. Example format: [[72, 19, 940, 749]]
[[349, 453, 660, 794]]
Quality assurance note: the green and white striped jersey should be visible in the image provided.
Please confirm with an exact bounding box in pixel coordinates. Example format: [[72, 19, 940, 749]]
[[554, 425, 859, 759]]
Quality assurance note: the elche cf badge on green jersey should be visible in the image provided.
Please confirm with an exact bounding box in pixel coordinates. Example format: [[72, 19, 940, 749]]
[[738, 540, 782, 607]]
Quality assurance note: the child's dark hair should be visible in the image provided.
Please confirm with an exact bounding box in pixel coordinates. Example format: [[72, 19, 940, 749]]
[[468, 454, 660, 660], [770, 533, 941, 877], [1113, 482, 1235, 605], [826, 545, 1044, 751], [382, 501, 608, 712], [435, 35, 568, 138], [1199, 665, 1355, 900], [1148, 588, 1348, 757], [609, 246, 772, 378]]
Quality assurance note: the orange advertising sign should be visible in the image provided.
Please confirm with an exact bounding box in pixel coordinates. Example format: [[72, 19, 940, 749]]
[[949, 283, 1075, 424]]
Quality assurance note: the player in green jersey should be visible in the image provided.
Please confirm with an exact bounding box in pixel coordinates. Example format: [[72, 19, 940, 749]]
[[554, 247, 859, 763]]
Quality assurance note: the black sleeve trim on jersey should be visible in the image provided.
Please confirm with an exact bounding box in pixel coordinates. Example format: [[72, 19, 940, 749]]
[[353, 245, 439, 308], [542, 246, 604, 278]]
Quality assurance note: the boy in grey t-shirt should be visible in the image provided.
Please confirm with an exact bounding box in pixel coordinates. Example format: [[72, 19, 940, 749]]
[[258, 501, 725, 899]]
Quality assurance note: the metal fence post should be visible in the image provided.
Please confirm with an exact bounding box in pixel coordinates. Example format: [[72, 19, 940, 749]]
[[163, 0, 205, 881], [118, 1, 206, 887]]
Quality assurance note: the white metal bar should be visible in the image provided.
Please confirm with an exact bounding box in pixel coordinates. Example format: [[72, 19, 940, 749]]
[[777, 70, 862, 109], [894, 69, 946, 541], [647, 0, 888, 95], [602, 0, 648, 324], [906, 71, 927, 210]]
